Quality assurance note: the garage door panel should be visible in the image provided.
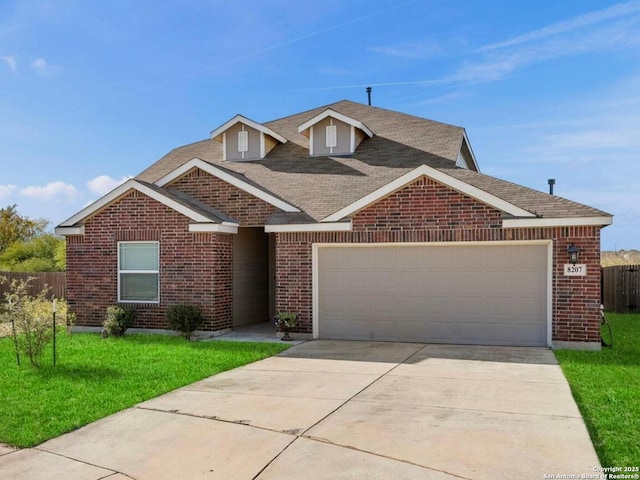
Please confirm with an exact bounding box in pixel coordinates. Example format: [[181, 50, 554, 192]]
[[424, 296, 454, 315], [369, 271, 400, 294], [317, 244, 548, 346], [422, 247, 455, 270], [422, 271, 453, 292], [395, 247, 425, 270], [452, 272, 486, 294], [369, 295, 401, 315]]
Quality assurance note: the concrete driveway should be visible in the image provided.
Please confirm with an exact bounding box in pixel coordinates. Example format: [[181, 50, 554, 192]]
[[0, 341, 600, 479]]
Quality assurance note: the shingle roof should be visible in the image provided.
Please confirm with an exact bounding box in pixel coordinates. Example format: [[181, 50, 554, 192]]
[[136, 100, 610, 223]]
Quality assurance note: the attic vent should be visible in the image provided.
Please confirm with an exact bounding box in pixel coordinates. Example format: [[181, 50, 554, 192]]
[[326, 125, 337, 148], [238, 130, 249, 153]]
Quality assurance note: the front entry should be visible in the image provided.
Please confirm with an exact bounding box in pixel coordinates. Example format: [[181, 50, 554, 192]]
[[232, 228, 270, 327]]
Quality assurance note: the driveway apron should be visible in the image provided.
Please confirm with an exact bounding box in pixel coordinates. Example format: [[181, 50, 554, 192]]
[[0, 341, 600, 479]]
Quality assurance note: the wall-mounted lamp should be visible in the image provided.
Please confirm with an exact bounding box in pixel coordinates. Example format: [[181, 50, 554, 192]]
[[567, 244, 581, 265]]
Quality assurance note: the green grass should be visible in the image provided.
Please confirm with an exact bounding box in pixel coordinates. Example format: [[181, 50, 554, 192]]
[[0, 333, 289, 448], [555, 313, 640, 467]]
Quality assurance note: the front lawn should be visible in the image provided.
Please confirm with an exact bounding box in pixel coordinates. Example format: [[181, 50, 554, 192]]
[[555, 313, 640, 467], [0, 333, 289, 448]]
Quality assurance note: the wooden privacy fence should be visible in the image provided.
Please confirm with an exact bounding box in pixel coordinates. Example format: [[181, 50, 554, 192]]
[[602, 265, 640, 313], [0, 271, 66, 300]]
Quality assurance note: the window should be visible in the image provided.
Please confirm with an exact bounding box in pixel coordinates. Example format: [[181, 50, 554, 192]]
[[118, 242, 159, 303]]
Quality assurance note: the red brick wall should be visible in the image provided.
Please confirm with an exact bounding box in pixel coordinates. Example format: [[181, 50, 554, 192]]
[[168, 167, 279, 226], [66, 190, 233, 331], [276, 177, 602, 344], [353, 177, 503, 231]]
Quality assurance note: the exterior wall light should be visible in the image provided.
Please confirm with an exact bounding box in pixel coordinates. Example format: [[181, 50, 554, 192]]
[[567, 244, 581, 265]]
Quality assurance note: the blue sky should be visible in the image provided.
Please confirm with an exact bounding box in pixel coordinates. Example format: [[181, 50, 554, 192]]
[[1, 0, 639, 250]]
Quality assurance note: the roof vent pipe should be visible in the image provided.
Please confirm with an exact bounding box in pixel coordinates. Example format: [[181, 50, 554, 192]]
[[548, 178, 555, 195], [366, 86, 372, 106]]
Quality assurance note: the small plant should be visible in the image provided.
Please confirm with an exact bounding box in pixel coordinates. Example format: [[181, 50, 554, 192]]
[[0, 276, 72, 367], [102, 304, 136, 337], [274, 312, 298, 341], [166, 304, 204, 341]]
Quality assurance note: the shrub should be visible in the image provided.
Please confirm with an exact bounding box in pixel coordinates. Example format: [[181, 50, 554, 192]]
[[0, 276, 73, 367], [102, 305, 136, 337], [166, 304, 204, 341], [274, 312, 298, 331]]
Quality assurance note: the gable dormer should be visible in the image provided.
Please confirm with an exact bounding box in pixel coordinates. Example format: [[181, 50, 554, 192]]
[[210, 115, 287, 162], [297, 109, 373, 156]]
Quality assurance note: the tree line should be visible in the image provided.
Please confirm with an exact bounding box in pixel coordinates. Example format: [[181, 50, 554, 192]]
[[0, 205, 65, 272]]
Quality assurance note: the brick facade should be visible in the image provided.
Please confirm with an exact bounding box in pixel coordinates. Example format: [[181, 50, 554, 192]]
[[276, 177, 602, 344], [66, 174, 602, 345], [66, 190, 233, 331], [168, 167, 279, 226]]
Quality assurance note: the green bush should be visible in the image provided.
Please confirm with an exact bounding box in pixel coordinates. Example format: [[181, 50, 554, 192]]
[[102, 305, 136, 337], [166, 304, 204, 341]]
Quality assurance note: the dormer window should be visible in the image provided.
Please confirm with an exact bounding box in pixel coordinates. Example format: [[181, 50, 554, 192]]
[[210, 114, 287, 162], [298, 109, 374, 156]]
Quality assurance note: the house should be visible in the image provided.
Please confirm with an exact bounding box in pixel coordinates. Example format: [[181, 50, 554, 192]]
[[55, 100, 612, 349]]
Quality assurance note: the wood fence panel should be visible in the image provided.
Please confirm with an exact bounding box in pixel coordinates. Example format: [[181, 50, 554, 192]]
[[0, 272, 66, 299], [602, 265, 640, 313]]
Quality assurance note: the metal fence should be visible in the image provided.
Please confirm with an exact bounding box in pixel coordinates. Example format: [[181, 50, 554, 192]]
[[0, 271, 66, 300], [602, 265, 640, 313]]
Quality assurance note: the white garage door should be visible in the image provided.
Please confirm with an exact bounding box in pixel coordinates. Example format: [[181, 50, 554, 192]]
[[317, 243, 549, 346]]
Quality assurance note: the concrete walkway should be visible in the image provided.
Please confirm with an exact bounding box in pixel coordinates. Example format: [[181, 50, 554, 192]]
[[0, 341, 600, 479]]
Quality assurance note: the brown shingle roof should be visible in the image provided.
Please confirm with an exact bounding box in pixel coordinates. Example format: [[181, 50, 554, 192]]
[[136, 100, 610, 222]]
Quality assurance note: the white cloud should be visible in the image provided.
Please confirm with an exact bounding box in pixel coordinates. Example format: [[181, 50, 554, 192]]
[[479, 1, 640, 52], [370, 40, 442, 59], [1, 55, 17, 72], [86, 175, 132, 196], [20, 181, 79, 202], [30, 57, 48, 72], [0, 184, 17, 199]]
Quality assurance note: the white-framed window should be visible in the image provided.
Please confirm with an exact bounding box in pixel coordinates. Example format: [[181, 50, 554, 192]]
[[118, 241, 159, 303]]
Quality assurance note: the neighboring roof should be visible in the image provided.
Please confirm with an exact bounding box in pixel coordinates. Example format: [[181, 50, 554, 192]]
[[72, 99, 610, 230], [210, 114, 287, 144], [297, 108, 374, 138]]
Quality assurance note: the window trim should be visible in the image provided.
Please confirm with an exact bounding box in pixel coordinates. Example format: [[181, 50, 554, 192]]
[[117, 241, 160, 304]]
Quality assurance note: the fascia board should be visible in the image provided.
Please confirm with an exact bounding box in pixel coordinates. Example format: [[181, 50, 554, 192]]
[[155, 158, 301, 213], [54, 226, 85, 236], [189, 223, 239, 234], [503, 216, 613, 228], [210, 114, 287, 144], [264, 222, 352, 233], [297, 109, 373, 138], [322, 165, 535, 222]]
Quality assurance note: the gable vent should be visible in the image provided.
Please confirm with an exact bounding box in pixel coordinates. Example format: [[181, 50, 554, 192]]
[[326, 124, 337, 148], [238, 130, 249, 153]]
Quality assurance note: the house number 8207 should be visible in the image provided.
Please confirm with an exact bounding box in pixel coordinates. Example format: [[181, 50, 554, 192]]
[[563, 264, 586, 276]]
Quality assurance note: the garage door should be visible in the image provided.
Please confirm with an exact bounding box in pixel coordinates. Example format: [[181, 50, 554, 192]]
[[317, 243, 549, 346]]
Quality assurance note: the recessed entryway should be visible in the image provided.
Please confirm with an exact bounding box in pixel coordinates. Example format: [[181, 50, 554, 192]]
[[232, 228, 270, 327]]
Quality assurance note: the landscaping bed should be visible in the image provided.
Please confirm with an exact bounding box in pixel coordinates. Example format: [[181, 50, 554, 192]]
[[555, 313, 640, 467], [0, 333, 289, 447]]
